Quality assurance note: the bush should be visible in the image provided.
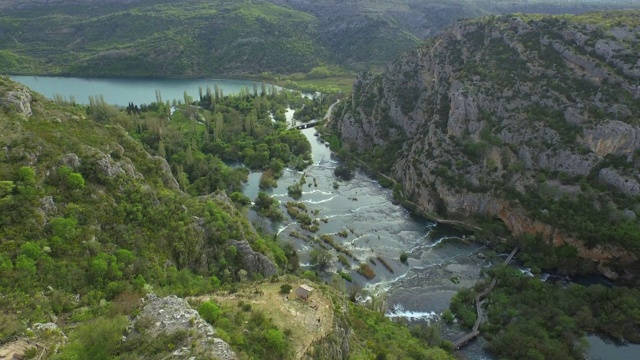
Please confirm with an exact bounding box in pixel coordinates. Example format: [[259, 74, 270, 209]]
[[400, 252, 408, 264], [67, 172, 85, 189], [442, 309, 455, 324], [198, 301, 221, 324], [279, 284, 292, 294], [357, 263, 376, 280]]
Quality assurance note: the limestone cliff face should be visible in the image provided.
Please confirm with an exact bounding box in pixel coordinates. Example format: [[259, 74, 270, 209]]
[[333, 12, 640, 269], [130, 294, 238, 360]]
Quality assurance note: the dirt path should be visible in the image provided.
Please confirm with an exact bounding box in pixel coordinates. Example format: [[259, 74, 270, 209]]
[[190, 280, 334, 359], [0, 338, 45, 359]]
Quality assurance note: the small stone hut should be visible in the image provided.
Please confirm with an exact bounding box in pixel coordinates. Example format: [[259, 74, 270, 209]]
[[295, 284, 314, 300]]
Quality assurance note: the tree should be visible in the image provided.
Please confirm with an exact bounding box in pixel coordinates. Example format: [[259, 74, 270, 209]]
[[20, 242, 42, 260], [0, 181, 15, 197], [16, 255, 36, 277], [310, 248, 332, 271], [262, 328, 288, 358]]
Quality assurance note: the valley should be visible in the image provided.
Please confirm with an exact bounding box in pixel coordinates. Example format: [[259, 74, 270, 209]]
[[1, 1, 640, 359]]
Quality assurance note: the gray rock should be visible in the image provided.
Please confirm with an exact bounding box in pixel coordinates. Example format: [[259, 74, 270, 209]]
[[33, 322, 59, 331], [1, 87, 32, 117], [95, 152, 143, 180], [229, 240, 279, 278], [131, 294, 238, 360], [40, 196, 57, 216], [61, 153, 82, 169], [584, 121, 640, 158], [598, 168, 640, 196], [149, 155, 180, 191], [331, 15, 640, 266]]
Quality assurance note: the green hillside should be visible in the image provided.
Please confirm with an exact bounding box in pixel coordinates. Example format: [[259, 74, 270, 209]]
[[2, 0, 638, 78], [0, 0, 331, 77], [0, 76, 455, 359]]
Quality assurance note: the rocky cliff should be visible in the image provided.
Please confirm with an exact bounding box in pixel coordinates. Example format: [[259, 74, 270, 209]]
[[129, 294, 238, 360], [332, 11, 640, 270]]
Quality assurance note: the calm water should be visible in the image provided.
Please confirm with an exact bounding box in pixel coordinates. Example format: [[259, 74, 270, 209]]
[[586, 335, 640, 360], [10, 76, 274, 106]]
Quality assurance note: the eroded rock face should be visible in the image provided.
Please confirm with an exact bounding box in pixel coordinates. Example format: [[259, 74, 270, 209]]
[[1, 86, 32, 117], [149, 154, 180, 191], [130, 294, 238, 360], [229, 240, 279, 278], [333, 13, 640, 268]]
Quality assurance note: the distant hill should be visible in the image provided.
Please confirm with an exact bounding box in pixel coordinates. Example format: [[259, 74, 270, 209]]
[[1, 0, 639, 77]]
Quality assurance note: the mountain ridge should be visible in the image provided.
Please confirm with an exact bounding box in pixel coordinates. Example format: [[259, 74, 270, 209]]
[[2, 0, 640, 76], [331, 10, 640, 276]]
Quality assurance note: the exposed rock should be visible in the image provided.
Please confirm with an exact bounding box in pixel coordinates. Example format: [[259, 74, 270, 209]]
[[40, 196, 57, 216], [33, 322, 59, 331], [60, 153, 81, 169], [583, 121, 640, 158], [598, 168, 640, 196], [92, 150, 143, 180], [97, 154, 124, 178], [333, 13, 640, 267], [149, 155, 180, 191], [597, 263, 619, 280], [130, 294, 238, 360], [229, 240, 279, 278], [1, 86, 32, 117], [304, 310, 350, 360]]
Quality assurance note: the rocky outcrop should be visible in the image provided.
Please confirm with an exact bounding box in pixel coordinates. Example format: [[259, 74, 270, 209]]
[[229, 240, 279, 278], [1, 86, 32, 117], [130, 294, 238, 360], [149, 154, 180, 191], [333, 12, 640, 269], [79, 145, 144, 180], [304, 311, 351, 360], [60, 153, 82, 169]]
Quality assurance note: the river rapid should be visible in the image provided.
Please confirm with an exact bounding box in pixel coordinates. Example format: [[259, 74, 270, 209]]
[[245, 128, 495, 359]]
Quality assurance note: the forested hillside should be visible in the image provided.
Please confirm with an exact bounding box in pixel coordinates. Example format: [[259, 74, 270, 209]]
[[0, 76, 455, 359], [327, 11, 640, 359], [1, 0, 639, 77], [332, 10, 640, 274]]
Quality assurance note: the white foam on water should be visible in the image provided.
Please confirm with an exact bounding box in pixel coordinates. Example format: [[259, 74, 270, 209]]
[[302, 189, 333, 196], [300, 195, 339, 204], [365, 268, 423, 293], [386, 304, 439, 322], [277, 224, 291, 235], [519, 267, 534, 277], [352, 201, 391, 212], [322, 213, 352, 220]]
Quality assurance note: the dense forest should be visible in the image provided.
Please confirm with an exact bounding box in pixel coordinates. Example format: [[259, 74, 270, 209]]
[[1, 0, 639, 78]]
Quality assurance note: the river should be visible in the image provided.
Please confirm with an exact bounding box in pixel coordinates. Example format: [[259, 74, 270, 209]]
[[245, 127, 496, 359], [12, 76, 633, 360]]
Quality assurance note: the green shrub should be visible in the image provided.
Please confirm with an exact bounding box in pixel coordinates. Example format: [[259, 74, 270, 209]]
[[198, 301, 221, 324], [279, 284, 292, 294]]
